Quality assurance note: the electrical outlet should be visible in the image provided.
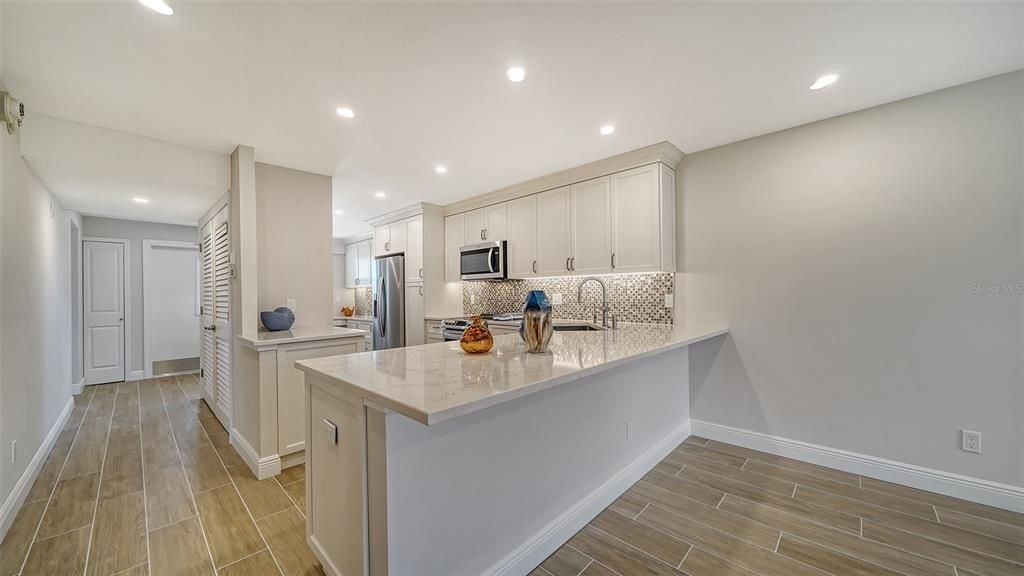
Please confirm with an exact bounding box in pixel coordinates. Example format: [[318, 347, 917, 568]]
[[626, 420, 633, 441], [961, 430, 982, 453], [10, 440, 16, 465], [664, 294, 674, 309], [286, 299, 297, 311], [552, 293, 563, 305], [470, 294, 477, 305]]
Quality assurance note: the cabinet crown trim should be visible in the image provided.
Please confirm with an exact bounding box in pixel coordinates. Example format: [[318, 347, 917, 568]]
[[366, 202, 443, 228], [444, 141, 683, 216]]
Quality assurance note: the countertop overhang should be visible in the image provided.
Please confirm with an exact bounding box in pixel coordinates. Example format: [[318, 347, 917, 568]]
[[296, 323, 728, 426], [237, 326, 368, 350]]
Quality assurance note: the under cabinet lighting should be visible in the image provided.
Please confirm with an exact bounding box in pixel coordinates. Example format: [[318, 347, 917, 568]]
[[138, 0, 173, 15], [810, 74, 839, 90]]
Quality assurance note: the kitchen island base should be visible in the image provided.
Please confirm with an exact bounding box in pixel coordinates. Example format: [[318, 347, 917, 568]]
[[305, 344, 694, 576]]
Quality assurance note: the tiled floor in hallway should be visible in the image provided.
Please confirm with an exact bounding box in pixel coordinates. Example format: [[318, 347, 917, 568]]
[[0, 376, 318, 576]]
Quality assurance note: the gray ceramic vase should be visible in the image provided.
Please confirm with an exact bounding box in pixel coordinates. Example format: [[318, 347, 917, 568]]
[[519, 290, 553, 353]]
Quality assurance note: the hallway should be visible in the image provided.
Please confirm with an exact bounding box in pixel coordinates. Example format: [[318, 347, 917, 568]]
[[0, 376, 318, 576]]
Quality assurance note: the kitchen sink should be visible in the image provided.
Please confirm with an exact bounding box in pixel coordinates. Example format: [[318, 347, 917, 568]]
[[553, 324, 605, 332]]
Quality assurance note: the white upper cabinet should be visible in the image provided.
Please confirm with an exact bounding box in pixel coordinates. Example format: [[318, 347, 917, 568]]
[[570, 176, 612, 275], [444, 213, 465, 282], [345, 239, 373, 287], [536, 186, 573, 276], [405, 217, 424, 284], [611, 164, 672, 273], [506, 195, 538, 279], [465, 203, 507, 243], [374, 222, 407, 257]]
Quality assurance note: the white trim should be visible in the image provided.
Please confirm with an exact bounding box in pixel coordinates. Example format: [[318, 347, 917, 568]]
[[230, 428, 282, 479], [690, 420, 1024, 513], [0, 397, 74, 542], [142, 239, 200, 378], [82, 237, 131, 385], [127, 370, 145, 382], [484, 420, 691, 576], [71, 377, 85, 395]]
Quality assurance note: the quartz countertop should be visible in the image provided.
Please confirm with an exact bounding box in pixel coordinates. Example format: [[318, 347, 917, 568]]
[[296, 323, 728, 425], [333, 315, 373, 322], [238, 326, 367, 350]]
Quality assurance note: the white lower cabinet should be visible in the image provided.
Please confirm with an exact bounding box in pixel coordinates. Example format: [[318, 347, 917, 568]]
[[425, 319, 443, 342], [405, 286, 425, 346], [278, 340, 360, 456]]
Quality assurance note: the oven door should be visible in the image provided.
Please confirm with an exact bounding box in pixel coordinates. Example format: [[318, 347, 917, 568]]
[[460, 241, 506, 280]]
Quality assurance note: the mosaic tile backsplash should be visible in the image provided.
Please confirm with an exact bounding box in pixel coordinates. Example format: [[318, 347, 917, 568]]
[[354, 287, 373, 316], [463, 273, 674, 324]]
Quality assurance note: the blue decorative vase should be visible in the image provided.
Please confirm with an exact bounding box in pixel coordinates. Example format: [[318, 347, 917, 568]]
[[260, 306, 295, 331], [519, 290, 553, 353]]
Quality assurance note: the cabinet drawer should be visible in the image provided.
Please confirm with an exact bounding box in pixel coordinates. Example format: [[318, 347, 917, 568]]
[[425, 320, 443, 335]]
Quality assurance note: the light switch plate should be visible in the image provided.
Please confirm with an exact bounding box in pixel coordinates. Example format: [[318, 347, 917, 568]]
[[664, 294, 674, 309]]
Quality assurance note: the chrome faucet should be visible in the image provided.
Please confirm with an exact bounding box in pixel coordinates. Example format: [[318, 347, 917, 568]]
[[578, 277, 613, 328]]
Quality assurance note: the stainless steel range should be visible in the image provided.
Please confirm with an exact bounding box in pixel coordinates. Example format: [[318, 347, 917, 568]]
[[441, 313, 523, 341]]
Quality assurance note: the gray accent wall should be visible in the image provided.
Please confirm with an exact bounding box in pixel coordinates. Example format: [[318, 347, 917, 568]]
[[81, 216, 198, 374], [678, 70, 1023, 486]]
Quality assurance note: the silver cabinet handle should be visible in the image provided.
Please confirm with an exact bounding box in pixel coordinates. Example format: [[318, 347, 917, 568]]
[[418, 286, 424, 296], [418, 268, 423, 278], [483, 228, 487, 240], [570, 257, 575, 271], [532, 260, 537, 273], [566, 257, 571, 271], [479, 229, 484, 240], [611, 253, 616, 269]]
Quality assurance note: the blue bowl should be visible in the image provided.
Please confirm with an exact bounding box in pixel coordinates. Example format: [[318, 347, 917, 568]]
[[260, 307, 295, 331]]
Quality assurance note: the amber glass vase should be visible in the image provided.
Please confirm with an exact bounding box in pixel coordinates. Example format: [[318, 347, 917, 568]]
[[459, 316, 494, 354]]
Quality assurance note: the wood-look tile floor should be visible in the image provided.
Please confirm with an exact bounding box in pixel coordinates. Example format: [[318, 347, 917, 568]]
[[0, 376, 318, 576], [532, 435, 1024, 576]]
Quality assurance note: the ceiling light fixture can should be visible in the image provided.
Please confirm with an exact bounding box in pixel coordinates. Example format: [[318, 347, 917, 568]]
[[375, 191, 386, 198], [138, 0, 174, 16], [336, 107, 355, 118], [132, 197, 150, 204], [599, 125, 615, 136], [334, 210, 344, 215], [506, 67, 526, 82], [435, 165, 448, 174], [810, 73, 840, 90]]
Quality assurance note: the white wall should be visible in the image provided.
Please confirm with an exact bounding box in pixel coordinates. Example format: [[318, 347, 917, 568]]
[[0, 79, 74, 524], [255, 162, 333, 328], [678, 70, 1023, 487], [80, 216, 198, 375]]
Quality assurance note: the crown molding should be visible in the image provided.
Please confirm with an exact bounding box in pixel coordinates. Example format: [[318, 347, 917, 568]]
[[366, 202, 444, 228], [444, 141, 684, 216]]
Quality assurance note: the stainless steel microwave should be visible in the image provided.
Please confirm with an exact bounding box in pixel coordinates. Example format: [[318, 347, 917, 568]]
[[460, 240, 507, 280]]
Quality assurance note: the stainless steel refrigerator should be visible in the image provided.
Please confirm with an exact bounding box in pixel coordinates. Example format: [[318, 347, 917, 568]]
[[372, 254, 405, 350]]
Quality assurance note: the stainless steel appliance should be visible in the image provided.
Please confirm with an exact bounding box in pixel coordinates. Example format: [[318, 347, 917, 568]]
[[460, 240, 507, 280], [373, 255, 405, 350]]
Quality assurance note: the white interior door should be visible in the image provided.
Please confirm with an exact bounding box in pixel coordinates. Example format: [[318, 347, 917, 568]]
[[200, 205, 233, 430], [84, 240, 125, 384], [146, 242, 200, 374]]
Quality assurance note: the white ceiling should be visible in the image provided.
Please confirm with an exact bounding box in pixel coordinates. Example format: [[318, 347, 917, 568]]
[[3, 2, 1022, 236]]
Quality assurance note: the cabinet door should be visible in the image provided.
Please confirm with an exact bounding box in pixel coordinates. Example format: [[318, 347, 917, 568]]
[[611, 164, 661, 273], [405, 285, 425, 346], [465, 208, 487, 243], [445, 213, 465, 282], [571, 176, 612, 275], [357, 240, 373, 285], [506, 195, 538, 278], [388, 222, 407, 255], [484, 203, 507, 241], [405, 217, 423, 284], [374, 227, 390, 256], [537, 186, 573, 275], [344, 244, 359, 288], [278, 341, 359, 456]]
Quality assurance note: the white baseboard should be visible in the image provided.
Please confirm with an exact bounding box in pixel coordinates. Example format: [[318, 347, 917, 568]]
[[485, 420, 692, 576], [691, 420, 1024, 513], [71, 378, 85, 395], [0, 396, 75, 542], [230, 428, 282, 480], [126, 370, 145, 382]]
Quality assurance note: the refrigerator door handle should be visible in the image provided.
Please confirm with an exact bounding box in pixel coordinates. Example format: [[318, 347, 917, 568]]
[[378, 275, 386, 337]]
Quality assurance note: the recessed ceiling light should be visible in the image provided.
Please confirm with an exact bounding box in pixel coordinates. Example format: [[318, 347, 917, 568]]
[[138, 0, 173, 16], [809, 73, 839, 90], [375, 191, 386, 198], [599, 125, 616, 136], [132, 197, 150, 204], [434, 165, 448, 174], [335, 107, 355, 118], [506, 66, 526, 83], [334, 210, 344, 215]]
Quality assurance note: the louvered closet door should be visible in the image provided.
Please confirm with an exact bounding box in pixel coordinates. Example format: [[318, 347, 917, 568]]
[[199, 205, 232, 431]]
